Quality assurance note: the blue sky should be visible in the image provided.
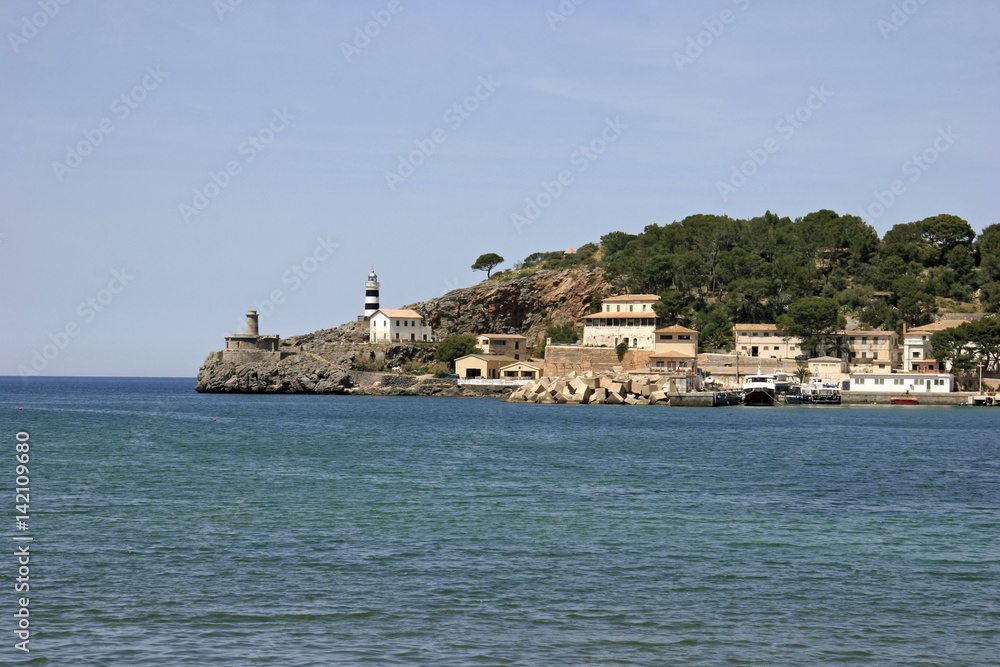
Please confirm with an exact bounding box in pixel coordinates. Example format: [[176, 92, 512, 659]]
[[2, 0, 997, 377]]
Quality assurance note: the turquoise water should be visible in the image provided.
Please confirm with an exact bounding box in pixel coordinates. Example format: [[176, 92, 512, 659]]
[[2, 377, 998, 665]]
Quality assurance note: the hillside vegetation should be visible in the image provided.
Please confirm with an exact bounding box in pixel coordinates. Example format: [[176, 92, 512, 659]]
[[496, 210, 998, 349]]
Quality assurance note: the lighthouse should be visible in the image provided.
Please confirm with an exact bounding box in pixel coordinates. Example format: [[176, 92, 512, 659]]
[[364, 269, 380, 319]]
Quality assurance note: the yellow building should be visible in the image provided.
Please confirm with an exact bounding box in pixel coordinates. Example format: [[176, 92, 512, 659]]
[[499, 361, 542, 380], [476, 334, 528, 360], [648, 325, 699, 372], [454, 354, 517, 379]]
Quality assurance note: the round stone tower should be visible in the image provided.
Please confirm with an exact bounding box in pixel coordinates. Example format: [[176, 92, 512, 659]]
[[245, 310, 259, 336], [364, 269, 380, 318]]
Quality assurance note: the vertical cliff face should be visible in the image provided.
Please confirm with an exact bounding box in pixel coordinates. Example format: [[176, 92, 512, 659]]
[[406, 268, 621, 341]]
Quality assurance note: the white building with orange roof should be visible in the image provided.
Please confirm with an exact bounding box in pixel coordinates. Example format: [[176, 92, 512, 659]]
[[368, 308, 435, 343], [901, 319, 968, 372], [733, 323, 804, 359], [581, 294, 661, 350]]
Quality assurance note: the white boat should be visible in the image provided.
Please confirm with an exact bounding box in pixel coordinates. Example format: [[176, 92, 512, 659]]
[[801, 377, 841, 404], [742, 372, 776, 406]]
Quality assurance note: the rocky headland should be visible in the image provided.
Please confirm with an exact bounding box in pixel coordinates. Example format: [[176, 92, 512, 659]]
[[195, 268, 613, 395]]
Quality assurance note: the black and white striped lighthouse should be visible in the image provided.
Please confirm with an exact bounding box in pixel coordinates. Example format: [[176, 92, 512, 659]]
[[364, 269, 380, 318]]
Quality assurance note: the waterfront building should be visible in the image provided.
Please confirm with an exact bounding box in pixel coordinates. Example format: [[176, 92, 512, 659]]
[[648, 325, 699, 372], [477, 334, 528, 360], [582, 294, 661, 350], [368, 308, 435, 343], [454, 354, 517, 379], [222, 310, 281, 362], [499, 360, 543, 380], [849, 371, 954, 393]]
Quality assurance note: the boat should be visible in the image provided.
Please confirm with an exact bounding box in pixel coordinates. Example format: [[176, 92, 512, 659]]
[[801, 377, 841, 404], [890, 396, 919, 405], [742, 372, 776, 406], [773, 371, 803, 403]]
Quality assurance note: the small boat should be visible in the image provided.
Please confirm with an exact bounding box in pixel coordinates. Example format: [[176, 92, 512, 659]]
[[890, 396, 919, 405], [802, 378, 841, 404], [742, 372, 776, 406]]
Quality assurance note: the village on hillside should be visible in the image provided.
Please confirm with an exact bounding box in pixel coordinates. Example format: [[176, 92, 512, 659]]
[[214, 263, 1000, 404]]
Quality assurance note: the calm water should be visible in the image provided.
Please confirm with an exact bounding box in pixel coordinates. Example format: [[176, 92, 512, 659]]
[[2, 377, 998, 666]]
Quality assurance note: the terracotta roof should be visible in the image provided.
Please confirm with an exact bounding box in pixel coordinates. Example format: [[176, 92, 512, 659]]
[[907, 320, 966, 334], [375, 309, 423, 319], [654, 325, 699, 334], [808, 356, 845, 362], [499, 361, 543, 370], [583, 312, 658, 319], [649, 350, 696, 359], [455, 354, 517, 362], [602, 294, 661, 302], [733, 323, 780, 331]]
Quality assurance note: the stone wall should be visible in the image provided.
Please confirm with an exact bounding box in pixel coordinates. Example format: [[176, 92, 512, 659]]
[[543, 345, 653, 377], [221, 349, 288, 363]]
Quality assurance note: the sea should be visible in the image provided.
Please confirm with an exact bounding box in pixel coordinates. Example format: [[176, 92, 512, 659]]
[[1, 376, 998, 666]]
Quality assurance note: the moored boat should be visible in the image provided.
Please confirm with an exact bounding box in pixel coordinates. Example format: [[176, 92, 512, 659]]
[[890, 396, 919, 405], [802, 378, 841, 404], [742, 373, 776, 406]]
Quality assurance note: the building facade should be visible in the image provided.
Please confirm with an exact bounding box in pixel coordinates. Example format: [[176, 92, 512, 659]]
[[477, 334, 528, 360], [902, 320, 967, 372], [454, 354, 517, 379], [222, 310, 281, 362], [849, 371, 954, 393], [733, 324, 803, 358], [582, 294, 661, 350], [368, 309, 435, 343], [648, 325, 699, 372]]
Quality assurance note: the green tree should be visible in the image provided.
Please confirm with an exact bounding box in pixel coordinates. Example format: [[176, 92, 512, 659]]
[[588, 291, 603, 314], [434, 334, 482, 368], [654, 290, 690, 323], [471, 253, 504, 278], [546, 321, 579, 344], [776, 297, 845, 357]]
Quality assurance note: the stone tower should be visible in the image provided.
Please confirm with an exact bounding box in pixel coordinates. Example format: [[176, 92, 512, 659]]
[[364, 269, 380, 319], [245, 310, 259, 336]]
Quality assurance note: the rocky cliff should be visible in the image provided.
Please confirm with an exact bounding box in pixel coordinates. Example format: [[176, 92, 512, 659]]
[[195, 267, 618, 394], [408, 267, 620, 342]]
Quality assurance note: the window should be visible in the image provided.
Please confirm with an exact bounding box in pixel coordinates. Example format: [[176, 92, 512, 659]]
[[422, 335, 427, 341], [850, 337, 856, 343], [616, 305, 621, 312], [629, 305, 634, 312], [395, 320, 399, 326], [875, 378, 885, 385], [893, 378, 903, 385], [514, 342, 519, 349], [679, 335, 691, 340], [862, 337, 868, 344], [912, 352, 920, 358], [934, 379, 945, 386], [763, 346, 769, 351], [660, 335, 673, 340], [861, 352, 866, 359], [856, 378, 864, 385]]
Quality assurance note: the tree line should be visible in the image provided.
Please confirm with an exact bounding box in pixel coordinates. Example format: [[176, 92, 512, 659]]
[[515, 210, 1000, 366]]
